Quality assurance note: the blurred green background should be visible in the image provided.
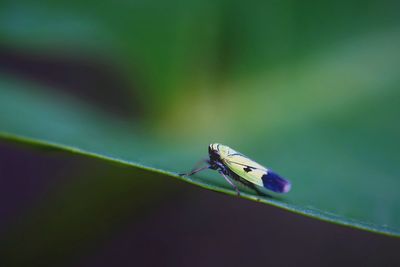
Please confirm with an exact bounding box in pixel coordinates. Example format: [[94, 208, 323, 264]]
[[0, 0, 399, 266]]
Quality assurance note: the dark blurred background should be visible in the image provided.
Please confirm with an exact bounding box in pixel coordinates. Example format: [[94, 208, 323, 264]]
[[0, 0, 400, 266]]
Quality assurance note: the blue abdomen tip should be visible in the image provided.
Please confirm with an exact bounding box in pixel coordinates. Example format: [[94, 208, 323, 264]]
[[261, 171, 291, 193]]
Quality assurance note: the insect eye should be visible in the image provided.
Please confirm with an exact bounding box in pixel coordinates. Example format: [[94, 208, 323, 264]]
[[208, 149, 219, 160]]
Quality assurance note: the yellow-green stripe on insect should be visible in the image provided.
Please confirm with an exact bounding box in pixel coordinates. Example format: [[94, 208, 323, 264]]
[[181, 143, 291, 196]]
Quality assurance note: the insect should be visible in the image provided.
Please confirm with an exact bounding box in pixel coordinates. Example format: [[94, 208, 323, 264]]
[[181, 143, 291, 196]]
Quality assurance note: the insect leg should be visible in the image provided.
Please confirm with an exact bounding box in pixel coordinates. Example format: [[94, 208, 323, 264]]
[[180, 158, 209, 176], [219, 171, 240, 196], [180, 165, 209, 176], [191, 158, 209, 171], [228, 171, 268, 197], [237, 178, 267, 197]]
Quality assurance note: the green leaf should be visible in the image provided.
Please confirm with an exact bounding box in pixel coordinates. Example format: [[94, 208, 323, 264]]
[[1, 0, 400, 238]]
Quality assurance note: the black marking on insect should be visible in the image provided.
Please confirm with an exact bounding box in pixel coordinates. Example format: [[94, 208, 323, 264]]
[[243, 166, 253, 173]]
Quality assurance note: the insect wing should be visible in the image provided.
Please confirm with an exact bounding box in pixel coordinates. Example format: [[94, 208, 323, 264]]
[[222, 154, 267, 187], [223, 153, 292, 193]]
